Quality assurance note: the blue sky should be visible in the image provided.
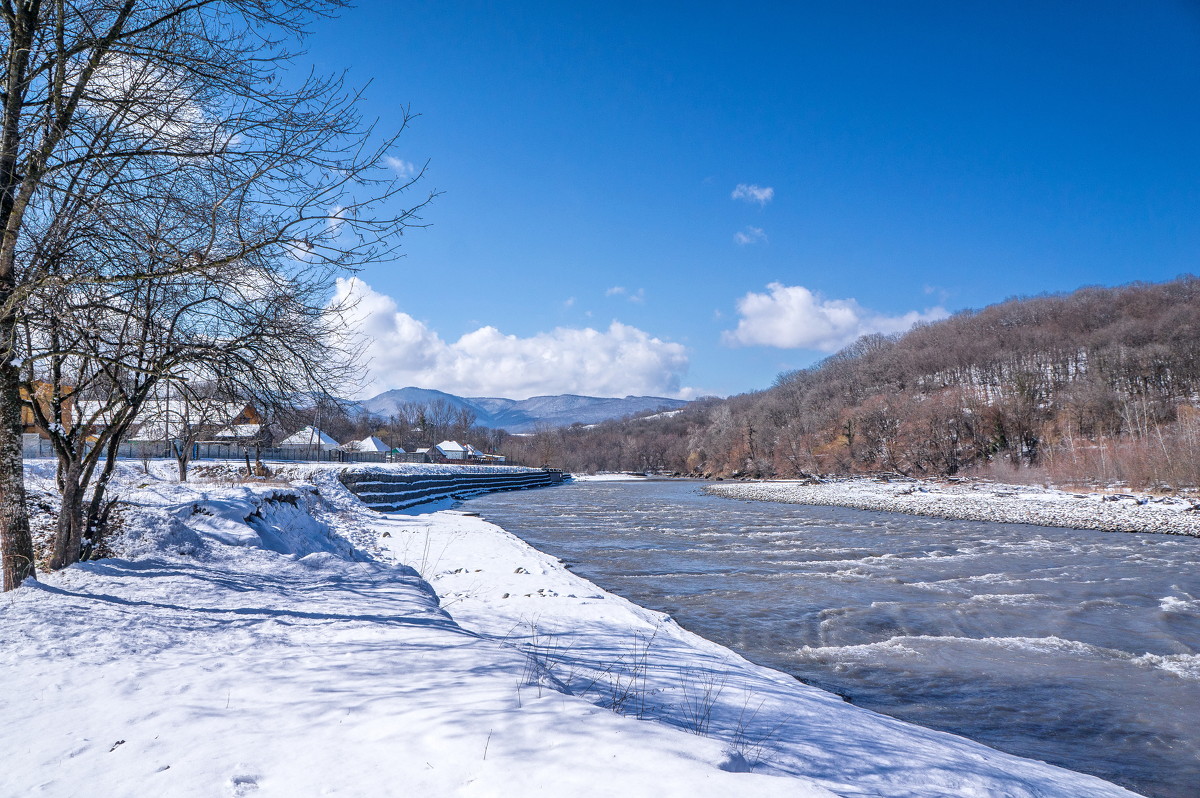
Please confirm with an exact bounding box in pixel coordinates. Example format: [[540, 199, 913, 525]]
[[304, 1, 1200, 400]]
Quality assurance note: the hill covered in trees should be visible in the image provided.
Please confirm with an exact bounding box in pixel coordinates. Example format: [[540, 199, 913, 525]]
[[504, 277, 1200, 490]]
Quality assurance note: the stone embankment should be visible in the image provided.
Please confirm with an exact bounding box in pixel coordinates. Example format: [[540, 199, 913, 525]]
[[707, 478, 1200, 537], [340, 465, 567, 511]]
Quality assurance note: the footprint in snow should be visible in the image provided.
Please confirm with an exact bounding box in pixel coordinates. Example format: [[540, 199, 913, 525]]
[[230, 774, 259, 795]]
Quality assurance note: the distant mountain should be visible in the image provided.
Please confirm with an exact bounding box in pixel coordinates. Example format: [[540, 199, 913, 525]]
[[360, 387, 688, 433], [360, 387, 480, 419]]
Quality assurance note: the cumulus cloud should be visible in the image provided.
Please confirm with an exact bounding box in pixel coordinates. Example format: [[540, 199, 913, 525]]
[[722, 282, 949, 351], [731, 183, 774, 206], [734, 226, 767, 246], [333, 278, 691, 399], [606, 286, 626, 296]]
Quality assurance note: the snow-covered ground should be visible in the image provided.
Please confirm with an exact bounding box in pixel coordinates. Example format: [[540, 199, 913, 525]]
[[708, 477, 1200, 537], [1, 463, 1141, 796]]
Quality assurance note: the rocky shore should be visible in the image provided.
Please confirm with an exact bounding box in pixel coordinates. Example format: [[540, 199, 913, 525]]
[[706, 477, 1200, 537]]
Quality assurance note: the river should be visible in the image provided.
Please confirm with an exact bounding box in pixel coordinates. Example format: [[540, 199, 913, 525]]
[[463, 477, 1200, 798]]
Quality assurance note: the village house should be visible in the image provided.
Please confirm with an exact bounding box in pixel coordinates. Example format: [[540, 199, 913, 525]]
[[429, 440, 506, 464], [341, 435, 390, 454], [432, 440, 467, 461], [20, 381, 74, 438], [68, 398, 264, 446], [208, 404, 266, 445], [278, 426, 340, 453]]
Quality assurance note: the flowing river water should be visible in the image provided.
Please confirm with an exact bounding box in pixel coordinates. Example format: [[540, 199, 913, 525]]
[[463, 478, 1200, 798]]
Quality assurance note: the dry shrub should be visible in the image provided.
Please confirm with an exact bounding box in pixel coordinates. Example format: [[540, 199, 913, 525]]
[[972, 410, 1200, 492]]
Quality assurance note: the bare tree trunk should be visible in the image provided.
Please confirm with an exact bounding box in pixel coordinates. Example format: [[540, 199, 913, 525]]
[[174, 441, 189, 482], [49, 458, 85, 570], [82, 435, 125, 560], [0, 9, 35, 588], [1, 3, 60, 589], [0, 358, 35, 590]]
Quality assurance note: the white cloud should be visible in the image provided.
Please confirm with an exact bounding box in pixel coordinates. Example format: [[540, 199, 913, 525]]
[[734, 226, 767, 246], [384, 156, 417, 178], [606, 285, 645, 303], [327, 205, 348, 233], [731, 183, 775, 206], [609, 283, 648, 302], [722, 282, 949, 351], [89, 55, 217, 149], [333, 278, 691, 399]]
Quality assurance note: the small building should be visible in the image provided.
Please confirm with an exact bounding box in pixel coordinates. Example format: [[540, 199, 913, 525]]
[[21, 380, 74, 437], [209, 404, 265, 444], [75, 398, 262, 446], [433, 440, 467, 460], [463, 443, 506, 463], [425, 440, 507, 464], [279, 427, 339, 450], [342, 435, 390, 453], [211, 423, 264, 444]]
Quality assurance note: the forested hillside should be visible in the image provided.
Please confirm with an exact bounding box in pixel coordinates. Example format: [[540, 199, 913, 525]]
[[503, 278, 1200, 489]]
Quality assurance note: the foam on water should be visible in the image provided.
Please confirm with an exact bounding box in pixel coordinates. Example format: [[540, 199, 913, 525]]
[[798, 633, 1200, 679], [1159, 594, 1198, 613], [1130, 651, 1200, 680]]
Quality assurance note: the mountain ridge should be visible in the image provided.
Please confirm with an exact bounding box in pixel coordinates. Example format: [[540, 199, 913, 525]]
[[360, 387, 688, 433]]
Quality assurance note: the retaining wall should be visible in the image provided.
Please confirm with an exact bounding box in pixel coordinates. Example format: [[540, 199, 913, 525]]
[[340, 467, 567, 511]]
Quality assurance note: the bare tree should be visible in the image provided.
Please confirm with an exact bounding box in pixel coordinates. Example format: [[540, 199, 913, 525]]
[[155, 381, 243, 484], [21, 209, 367, 568], [2, 1, 430, 589]]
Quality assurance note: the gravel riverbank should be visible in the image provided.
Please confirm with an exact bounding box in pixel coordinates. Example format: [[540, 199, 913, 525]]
[[706, 478, 1200, 537]]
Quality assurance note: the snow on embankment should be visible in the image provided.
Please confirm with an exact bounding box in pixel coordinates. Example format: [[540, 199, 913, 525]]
[[707, 477, 1200, 537], [0, 464, 822, 798], [0, 463, 1141, 797]]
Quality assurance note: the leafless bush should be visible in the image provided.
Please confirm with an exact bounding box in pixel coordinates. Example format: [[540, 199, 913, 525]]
[[568, 625, 662, 719], [727, 696, 785, 771], [677, 667, 726, 735]]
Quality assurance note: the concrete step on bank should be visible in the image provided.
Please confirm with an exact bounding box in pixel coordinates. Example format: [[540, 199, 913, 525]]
[[340, 467, 568, 512]]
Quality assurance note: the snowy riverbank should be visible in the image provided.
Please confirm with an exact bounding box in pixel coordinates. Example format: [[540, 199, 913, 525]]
[[707, 477, 1200, 537], [0, 464, 1141, 796]]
